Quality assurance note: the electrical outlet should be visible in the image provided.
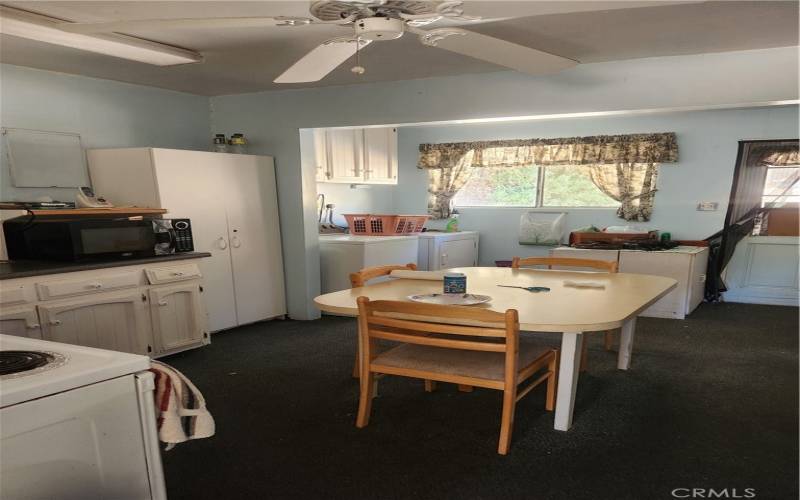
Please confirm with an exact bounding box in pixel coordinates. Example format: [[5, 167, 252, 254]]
[[697, 201, 719, 211]]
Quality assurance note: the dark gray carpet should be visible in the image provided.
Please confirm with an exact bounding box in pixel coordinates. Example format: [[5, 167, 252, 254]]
[[160, 303, 798, 500]]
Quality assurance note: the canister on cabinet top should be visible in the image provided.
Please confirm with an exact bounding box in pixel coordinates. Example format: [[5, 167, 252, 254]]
[[443, 272, 467, 294]]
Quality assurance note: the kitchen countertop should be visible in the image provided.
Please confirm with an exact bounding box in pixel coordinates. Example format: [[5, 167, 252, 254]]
[[0, 252, 211, 280]]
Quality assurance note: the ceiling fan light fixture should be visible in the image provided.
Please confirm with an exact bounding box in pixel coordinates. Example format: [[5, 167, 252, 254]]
[[354, 17, 404, 41], [0, 6, 203, 66]]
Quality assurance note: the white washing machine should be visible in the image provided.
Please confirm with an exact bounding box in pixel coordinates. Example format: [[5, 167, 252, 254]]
[[318, 234, 419, 293], [0, 334, 166, 500]]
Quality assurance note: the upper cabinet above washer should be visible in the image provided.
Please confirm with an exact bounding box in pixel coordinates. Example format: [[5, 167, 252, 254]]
[[311, 126, 398, 185]]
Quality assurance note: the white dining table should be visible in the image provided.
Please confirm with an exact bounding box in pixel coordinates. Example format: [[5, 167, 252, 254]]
[[313, 266, 677, 431]]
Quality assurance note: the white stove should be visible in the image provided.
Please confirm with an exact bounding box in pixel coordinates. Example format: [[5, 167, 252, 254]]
[[0, 335, 150, 407], [0, 334, 166, 500]]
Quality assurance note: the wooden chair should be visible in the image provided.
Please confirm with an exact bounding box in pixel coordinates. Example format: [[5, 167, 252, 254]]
[[511, 256, 618, 273], [349, 263, 417, 378], [355, 297, 558, 455], [349, 263, 417, 288], [511, 256, 618, 370]]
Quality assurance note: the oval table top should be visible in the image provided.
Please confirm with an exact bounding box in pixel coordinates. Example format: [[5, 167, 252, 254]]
[[313, 267, 677, 332]]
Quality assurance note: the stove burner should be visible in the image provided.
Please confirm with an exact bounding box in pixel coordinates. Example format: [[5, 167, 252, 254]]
[[0, 351, 55, 376]]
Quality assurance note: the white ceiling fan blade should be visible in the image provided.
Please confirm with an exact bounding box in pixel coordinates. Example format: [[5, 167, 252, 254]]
[[456, 1, 705, 22], [412, 28, 577, 76], [274, 37, 371, 84], [56, 16, 313, 34]]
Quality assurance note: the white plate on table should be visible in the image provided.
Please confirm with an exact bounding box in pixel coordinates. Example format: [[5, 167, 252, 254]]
[[407, 293, 492, 306]]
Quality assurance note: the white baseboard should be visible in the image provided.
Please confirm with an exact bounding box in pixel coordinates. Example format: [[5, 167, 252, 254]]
[[723, 290, 799, 307]]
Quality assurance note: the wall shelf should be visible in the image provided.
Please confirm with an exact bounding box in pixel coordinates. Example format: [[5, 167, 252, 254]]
[[0, 206, 167, 217]]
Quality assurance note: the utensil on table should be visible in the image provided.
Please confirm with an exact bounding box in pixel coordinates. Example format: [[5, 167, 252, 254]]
[[497, 285, 551, 293]]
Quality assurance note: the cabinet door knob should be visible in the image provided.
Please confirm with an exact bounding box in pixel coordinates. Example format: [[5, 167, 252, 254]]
[[87, 282, 102, 289], [158, 300, 168, 306], [231, 236, 242, 248], [49, 319, 62, 326], [171, 271, 185, 277], [27, 323, 40, 329], [218, 237, 228, 250]]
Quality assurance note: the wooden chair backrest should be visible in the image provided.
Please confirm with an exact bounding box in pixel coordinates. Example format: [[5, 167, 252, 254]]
[[350, 263, 417, 287], [356, 297, 519, 355], [511, 256, 618, 273]]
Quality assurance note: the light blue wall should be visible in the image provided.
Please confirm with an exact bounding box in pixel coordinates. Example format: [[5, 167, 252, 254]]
[[211, 46, 798, 319], [0, 64, 211, 202], [316, 183, 395, 226], [393, 106, 800, 264]]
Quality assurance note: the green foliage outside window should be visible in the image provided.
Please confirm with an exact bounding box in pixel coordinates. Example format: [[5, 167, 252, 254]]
[[543, 166, 618, 207], [453, 164, 619, 208]]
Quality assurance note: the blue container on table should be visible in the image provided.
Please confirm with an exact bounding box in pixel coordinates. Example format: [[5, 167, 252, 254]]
[[443, 272, 467, 294]]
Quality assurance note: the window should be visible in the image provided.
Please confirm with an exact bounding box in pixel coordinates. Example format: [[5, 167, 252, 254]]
[[453, 165, 538, 207], [542, 166, 618, 207], [762, 165, 800, 207], [453, 164, 619, 208]]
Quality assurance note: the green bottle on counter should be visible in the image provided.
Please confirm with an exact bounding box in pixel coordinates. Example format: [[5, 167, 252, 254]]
[[445, 215, 459, 232]]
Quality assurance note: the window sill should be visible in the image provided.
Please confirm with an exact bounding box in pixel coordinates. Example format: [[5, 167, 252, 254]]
[[454, 206, 620, 211]]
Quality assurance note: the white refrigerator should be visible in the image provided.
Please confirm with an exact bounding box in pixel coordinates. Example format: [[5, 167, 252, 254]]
[[88, 148, 286, 331]]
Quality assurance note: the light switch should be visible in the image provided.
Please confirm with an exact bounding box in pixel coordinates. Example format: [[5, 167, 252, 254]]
[[697, 202, 719, 211]]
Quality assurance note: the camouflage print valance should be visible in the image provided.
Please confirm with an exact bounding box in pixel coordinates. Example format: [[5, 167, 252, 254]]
[[417, 132, 678, 169], [746, 140, 799, 167]]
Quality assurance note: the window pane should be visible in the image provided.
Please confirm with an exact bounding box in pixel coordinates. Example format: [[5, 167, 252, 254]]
[[453, 165, 538, 207], [763, 166, 800, 196], [763, 195, 800, 205], [762, 166, 800, 207], [542, 166, 619, 207]]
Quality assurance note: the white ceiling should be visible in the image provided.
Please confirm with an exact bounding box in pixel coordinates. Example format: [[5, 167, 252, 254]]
[[0, 1, 797, 96]]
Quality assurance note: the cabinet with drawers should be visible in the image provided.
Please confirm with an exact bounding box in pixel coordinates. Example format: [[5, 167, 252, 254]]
[[551, 246, 708, 319], [0, 258, 210, 357], [38, 291, 151, 355]]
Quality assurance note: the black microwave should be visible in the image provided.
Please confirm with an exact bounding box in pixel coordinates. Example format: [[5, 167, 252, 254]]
[[3, 217, 194, 262]]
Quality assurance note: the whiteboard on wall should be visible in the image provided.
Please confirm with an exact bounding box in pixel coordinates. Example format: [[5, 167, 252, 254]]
[[2, 128, 90, 188]]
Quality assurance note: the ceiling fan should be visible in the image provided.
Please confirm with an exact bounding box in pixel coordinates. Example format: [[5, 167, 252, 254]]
[[56, 0, 579, 83]]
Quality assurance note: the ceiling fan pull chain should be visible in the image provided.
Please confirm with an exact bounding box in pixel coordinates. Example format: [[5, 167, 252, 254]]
[[351, 35, 366, 75]]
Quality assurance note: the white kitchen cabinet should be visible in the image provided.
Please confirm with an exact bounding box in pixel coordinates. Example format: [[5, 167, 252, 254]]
[[1, 258, 210, 357], [223, 155, 287, 325], [0, 282, 36, 306], [326, 129, 364, 183], [619, 247, 708, 319], [362, 127, 398, 184], [38, 291, 151, 355], [149, 283, 206, 354], [88, 148, 286, 331], [722, 236, 799, 306], [314, 127, 398, 185], [313, 129, 329, 182], [417, 231, 479, 271], [35, 270, 141, 301], [0, 306, 42, 339], [551, 246, 708, 319]]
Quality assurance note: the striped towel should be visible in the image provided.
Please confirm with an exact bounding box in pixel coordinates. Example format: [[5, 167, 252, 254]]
[[149, 360, 215, 450]]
